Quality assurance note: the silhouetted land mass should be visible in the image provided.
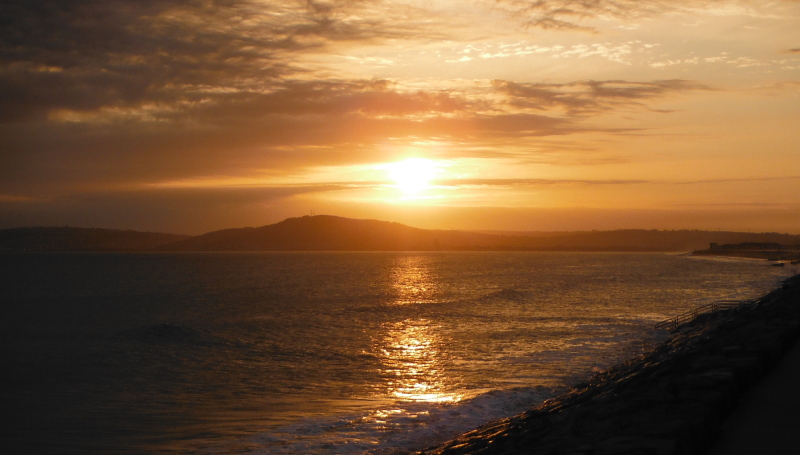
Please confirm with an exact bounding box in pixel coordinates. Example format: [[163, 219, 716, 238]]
[[160, 215, 494, 251], [496, 229, 800, 253], [159, 215, 800, 252], [694, 242, 800, 261], [4, 216, 800, 252], [0, 227, 189, 251]]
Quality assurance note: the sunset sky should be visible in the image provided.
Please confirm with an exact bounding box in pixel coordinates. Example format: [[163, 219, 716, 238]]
[[1, 0, 799, 234]]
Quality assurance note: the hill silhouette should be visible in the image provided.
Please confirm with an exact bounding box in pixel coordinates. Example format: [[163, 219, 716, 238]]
[[160, 215, 494, 251], [159, 215, 800, 252], [4, 216, 799, 252], [0, 227, 189, 251]]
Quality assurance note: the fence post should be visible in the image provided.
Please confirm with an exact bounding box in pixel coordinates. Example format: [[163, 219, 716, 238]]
[[655, 298, 756, 330]]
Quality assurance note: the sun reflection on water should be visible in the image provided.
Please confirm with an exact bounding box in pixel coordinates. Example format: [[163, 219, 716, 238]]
[[379, 319, 460, 403], [389, 256, 439, 306], [375, 256, 462, 404]]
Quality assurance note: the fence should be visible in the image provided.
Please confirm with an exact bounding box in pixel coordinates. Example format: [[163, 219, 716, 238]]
[[654, 299, 758, 331]]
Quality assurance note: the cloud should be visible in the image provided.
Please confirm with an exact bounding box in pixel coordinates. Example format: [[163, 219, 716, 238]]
[[434, 175, 800, 188], [148, 174, 800, 194], [188, 79, 472, 123], [0, 73, 709, 196], [493, 79, 709, 115], [489, 0, 762, 31], [0, 0, 709, 131], [0, 183, 355, 233], [675, 175, 800, 185], [0, 0, 438, 123], [489, 0, 675, 30], [437, 178, 649, 187]]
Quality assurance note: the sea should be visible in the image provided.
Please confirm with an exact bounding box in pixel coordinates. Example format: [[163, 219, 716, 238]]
[[1, 252, 797, 455]]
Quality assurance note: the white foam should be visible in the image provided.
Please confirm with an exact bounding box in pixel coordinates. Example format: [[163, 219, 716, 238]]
[[241, 386, 558, 455]]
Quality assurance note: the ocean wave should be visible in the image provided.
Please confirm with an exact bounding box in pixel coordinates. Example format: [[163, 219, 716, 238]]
[[132, 323, 216, 345], [478, 288, 530, 303], [242, 386, 561, 455]]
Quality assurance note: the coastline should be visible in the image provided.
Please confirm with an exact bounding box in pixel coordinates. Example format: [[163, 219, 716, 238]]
[[693, 250, 800, 262], [418, 274, 800, 455], [692, 244, 800, 262]]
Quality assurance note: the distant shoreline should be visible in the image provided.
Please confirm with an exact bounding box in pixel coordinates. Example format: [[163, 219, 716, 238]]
[[4, 216, 800, 253], [694, 250, 800, 261], [692, 243, 800, 262]]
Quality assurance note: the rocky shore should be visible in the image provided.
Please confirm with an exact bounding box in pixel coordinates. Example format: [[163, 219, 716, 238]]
[[419, 274, 800, 455]]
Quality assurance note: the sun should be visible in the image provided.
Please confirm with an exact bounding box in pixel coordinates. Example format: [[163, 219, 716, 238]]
[[387, 158, 438, 194]]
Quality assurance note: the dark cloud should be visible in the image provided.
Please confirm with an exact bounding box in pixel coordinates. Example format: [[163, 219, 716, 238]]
[[511, 1, 800, 33], [491, 0, 728, 31], [788, 48, 800, 53], [188, 79, 472, 123], [0, 0, 433, 122], [1, 1, 268, 121], [0, 0, 707, 130], [0, 0, 482, 192], [493, 79, 709, 115]]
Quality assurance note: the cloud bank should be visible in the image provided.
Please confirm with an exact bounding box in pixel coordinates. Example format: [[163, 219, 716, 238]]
[[1, 0, 797, 233]]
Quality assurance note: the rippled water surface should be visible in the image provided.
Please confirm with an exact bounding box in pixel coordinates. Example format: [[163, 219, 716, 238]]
[[1, 252, 795, 454]]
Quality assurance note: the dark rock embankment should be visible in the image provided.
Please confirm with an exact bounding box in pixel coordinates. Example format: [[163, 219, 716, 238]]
[[419, 275, 800, 455]]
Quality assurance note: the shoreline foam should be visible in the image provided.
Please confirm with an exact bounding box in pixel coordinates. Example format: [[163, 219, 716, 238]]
[[419, 274, 800, 455]]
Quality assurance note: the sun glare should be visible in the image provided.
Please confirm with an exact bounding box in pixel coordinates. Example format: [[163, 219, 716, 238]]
[[387, 158, 438, 195]]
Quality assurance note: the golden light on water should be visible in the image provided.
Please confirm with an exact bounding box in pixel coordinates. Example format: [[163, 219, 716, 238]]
[[390, 255, 438, 305], [378, 319, 460, 403], [375, 256, 462, 404]]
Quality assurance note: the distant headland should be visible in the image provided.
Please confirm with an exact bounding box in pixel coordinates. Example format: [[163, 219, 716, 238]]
[[2, 215, 799, 253], [693, 242, 800, 262]]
